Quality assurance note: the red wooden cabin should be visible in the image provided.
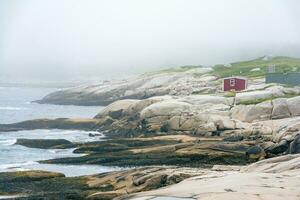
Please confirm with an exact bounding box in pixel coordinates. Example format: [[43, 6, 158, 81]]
[[223, 76, 247, 92]]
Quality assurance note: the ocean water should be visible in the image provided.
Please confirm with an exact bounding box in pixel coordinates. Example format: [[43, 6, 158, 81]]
[[0, 86, 101, 124], [0, 86, 122, 176]]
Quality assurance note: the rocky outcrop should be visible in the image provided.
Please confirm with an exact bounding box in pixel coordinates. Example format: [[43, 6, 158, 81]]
[[42, 135, 251, 167], [123, 155, 300, 200], [34, 55, 300, 107], [231, 101, 273, 122], [0, 167, 205, 200], [2, 87, 300, 160], [0, 118, 101, 132], [88, 91, 300, 162], [16, 139, 76, 149], [271, 98, 291, 119], [36, 68, 220, 106], [235, 85, 300, 105], [2, 155, 300, 200], [287, 96, 300, 116], [231, 95, 300, 123], [86, 167, 204, 199], [92, 93, 300, 140]]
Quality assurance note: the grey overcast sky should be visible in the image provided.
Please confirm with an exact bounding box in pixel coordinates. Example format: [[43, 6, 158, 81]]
[[1, 0, 300, 82]]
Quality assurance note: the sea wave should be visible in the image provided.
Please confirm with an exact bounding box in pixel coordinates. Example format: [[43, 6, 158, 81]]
[[0, 106, 28, 111], [47, 148, 75, 154], [0, 139, 17, 146], [0, 161, 38, 171]]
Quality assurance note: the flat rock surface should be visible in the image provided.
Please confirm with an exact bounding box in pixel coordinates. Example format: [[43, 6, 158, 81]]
[[123, 155, 300, 200]]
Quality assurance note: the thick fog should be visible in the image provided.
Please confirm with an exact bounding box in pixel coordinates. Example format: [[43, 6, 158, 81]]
[[1, 0, 300, 83]]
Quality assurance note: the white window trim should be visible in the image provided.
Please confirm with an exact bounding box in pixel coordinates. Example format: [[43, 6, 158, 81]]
[[230, 78, 235, 87]]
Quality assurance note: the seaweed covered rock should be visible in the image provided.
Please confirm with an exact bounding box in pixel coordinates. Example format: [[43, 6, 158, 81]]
[[16, 139, 76, 149], [246, 146, 266, 161], [42, 135, 252, 167]]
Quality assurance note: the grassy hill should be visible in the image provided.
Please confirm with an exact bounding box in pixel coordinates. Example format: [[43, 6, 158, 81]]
[[140, 56, 300, 79], [212, 56, 300, 78]]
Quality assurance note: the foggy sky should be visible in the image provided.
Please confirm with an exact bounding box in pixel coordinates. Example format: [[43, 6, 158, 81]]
[[1, 0, 300, 82]]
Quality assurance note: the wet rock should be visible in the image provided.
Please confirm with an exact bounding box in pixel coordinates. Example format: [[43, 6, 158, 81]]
[[289, 134, 300, 154], [139, 174, 168, 191], [260, 141, 275, 151], [89, 133, 103, 137], [223, 134, 244, 142], [85, 167, 203, 199], [133, 174, 148, 186], [0, 118, 101, 132], [87, 191, 121, 200], [246, 146, 266, 161], [166, 174, 190, 184], [265, 139, 289, 155], [16, 138, 76, 149]]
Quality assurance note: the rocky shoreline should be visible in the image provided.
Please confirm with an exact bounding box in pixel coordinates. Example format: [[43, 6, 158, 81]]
[[0, 167, 206, 199], [1, 89, 300, 199], [1, 155, 299, 200], [1, 56, 300, 199], [122, 155, 300, 200]]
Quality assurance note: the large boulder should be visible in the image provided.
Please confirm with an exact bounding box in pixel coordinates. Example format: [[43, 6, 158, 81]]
[[209, 115, 236, 130], [271, 98, 291, 119], [140, 100, 191, 119], [264, 139, 289, 155], [168, 114, 216, 135], [235, 86, 288, 105], [180, 95, 233, 106], [273, 120, 300, 142], [231, 101, 272, 122], [287, 96, 300, 117], [235, 90, 274, 105], [139, 100, 191, 132], [94, 99, 139, 119]]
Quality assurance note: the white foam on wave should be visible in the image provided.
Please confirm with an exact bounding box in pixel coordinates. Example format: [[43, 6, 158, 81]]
[[0, 195, 25, 199], [0, 161, 38, 171], [0, 139, 16, 146], [0, 106, 28, 111], [47, 148, 74, 154], [1, 129, 105, 143]]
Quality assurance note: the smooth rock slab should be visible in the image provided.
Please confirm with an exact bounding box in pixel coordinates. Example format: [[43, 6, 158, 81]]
[[124, 155, 300, 200]]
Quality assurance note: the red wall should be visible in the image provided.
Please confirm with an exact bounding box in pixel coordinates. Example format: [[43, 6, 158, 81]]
[[223, 78, 246, 91]]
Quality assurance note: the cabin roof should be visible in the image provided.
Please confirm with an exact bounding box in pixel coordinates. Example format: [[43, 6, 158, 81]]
[[223, 76, 247, 80]]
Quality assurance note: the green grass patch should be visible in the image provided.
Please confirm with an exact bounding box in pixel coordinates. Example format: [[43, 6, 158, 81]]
[[239, 98, 275, 105], [224, 91, 236, 97], [211, 56, 300, 78], [238, 93, 300, 105]]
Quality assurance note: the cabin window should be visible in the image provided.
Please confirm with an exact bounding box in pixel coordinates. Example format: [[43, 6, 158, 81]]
[[230, 78, 235, 86]]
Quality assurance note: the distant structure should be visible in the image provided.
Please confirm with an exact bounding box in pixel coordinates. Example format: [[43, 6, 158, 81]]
[[266, 64, 300, 85], [223, 77, 248, 92], [267, 64, 276, 73]]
